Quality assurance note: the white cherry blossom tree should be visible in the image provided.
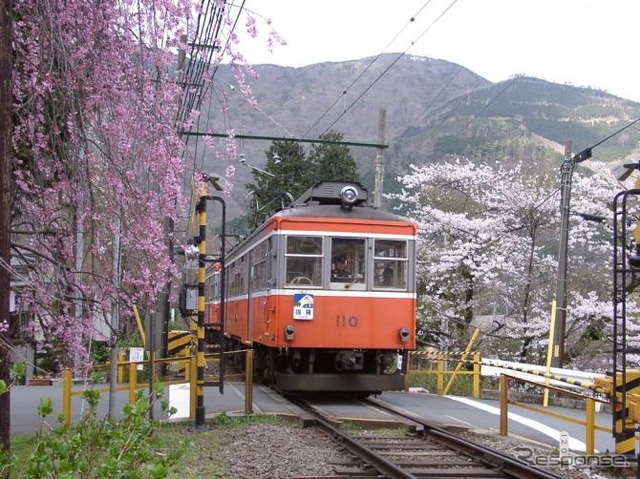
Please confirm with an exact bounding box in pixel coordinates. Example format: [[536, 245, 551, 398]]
[[392, 158, 623, 366]]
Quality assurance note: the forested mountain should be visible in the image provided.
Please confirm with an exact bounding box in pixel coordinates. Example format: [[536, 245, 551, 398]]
[[194, 53, 640, 219]]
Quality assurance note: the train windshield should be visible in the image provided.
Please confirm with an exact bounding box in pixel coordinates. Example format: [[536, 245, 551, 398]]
[[373, 239, 408, 290], [285, 236, 323, 287], [330, 238, 366, 290]]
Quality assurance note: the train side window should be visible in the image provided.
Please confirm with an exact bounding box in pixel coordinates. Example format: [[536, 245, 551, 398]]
[[251, 239, 270, 291], [373, 240, 408, 290], [229, 261, 242, 297], [285, 236, 323, 287]]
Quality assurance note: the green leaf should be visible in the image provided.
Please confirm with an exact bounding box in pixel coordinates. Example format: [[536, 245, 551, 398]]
[[37, 397, 54, 417], [12, 361, 26, 379]]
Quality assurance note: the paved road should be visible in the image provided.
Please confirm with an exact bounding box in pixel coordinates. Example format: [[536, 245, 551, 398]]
[[8, 380, 289, 435], [377, 391, 616, 453], [9, 381, 617, 454]]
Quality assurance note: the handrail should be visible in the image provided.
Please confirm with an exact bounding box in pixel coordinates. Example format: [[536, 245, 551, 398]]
[[62, 349, 254, 426]]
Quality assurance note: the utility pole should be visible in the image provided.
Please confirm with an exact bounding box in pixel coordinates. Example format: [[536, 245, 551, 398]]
[[0, 0, 13, 452], [374, 108, 386, 209], [550, 142, 573, 368], [549, 142, 592, 368]]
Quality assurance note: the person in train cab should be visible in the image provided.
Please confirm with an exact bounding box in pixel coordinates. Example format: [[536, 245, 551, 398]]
[[382, 267, 394, 286], [331, 255, 352, 281]]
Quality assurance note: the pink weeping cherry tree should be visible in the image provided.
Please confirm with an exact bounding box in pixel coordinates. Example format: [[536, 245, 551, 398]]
[[8, 0, 283, 369]]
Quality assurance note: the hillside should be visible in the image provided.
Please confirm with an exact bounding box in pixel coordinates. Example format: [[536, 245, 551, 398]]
[[188, 53, 640, 221]]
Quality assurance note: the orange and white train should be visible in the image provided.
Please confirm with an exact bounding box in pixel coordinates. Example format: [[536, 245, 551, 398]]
[[205, 181, 417, 394]]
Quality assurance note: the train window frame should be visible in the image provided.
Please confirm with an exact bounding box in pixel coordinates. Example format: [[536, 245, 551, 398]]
[[372, 239, 408, 291], [329, 237, 367, 291], [251, 238, 271, 292], [284, 235, 323, 288]]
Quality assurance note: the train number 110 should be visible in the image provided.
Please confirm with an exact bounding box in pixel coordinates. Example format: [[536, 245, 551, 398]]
[[336, 315, 358, 327]]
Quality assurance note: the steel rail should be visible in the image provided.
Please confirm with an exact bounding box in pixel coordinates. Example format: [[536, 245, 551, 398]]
[[294, 398, 417, 478], [367, 398, 566, 479]]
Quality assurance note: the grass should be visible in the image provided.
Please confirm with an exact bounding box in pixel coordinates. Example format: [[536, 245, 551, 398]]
[[408, 370, 479, 396], [6, 434, 37, 464], [6, 413, 286, 479]]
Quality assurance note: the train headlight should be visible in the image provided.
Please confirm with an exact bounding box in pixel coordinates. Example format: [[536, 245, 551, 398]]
[[340, 185, 358, 207], [399, 327, 410, 342], [285, 325, 295, 341]]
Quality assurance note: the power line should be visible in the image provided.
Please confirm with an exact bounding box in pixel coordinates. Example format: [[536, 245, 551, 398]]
[[453, 76, 521, 137], [303, 0, 434, 137], [573, 115, 640, 164], [181, 1, 247, 233], [319, 0, 460, 135]]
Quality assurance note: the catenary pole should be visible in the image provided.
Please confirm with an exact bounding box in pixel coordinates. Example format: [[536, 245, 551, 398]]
[[374, 109, 386, 209], [550, 142, 573, 368]]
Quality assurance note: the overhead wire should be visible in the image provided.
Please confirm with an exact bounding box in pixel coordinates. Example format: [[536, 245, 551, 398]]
[[452, 75, 521, 137], [318, 0, 460, 136], [303, 0, 435, 137], [583, 115, 640, 155], [180, 0, 247, 233]]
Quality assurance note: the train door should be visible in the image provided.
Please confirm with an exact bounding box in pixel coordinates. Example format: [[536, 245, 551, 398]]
[[246, 250, 253, 341], [329, 238, 366, 290], [252, 238, 273, 343]]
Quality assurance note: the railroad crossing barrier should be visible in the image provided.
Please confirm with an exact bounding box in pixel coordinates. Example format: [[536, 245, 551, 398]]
[[485, 359, 640, 456], [61, 349, 254, 426], [411, 355, 640, 455], [498, 373, 610, 455], [167, 330, 195, 377], [482, 359, 607, 392], [407, 351, 481, 398]]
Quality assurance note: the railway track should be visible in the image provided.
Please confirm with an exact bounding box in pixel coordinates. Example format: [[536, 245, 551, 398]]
[[291, 396, 566, 479]]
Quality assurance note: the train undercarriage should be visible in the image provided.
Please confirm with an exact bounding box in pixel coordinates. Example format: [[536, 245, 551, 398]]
[[235, 341, 409, 394]]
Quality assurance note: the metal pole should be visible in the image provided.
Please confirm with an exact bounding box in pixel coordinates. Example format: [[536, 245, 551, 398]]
[[195, 197, 207, 428], [499, 374, 508, 436], [108, 213, 122, 419], [149, 312, 155, 420], [551, 142, 573, 368], [374, 108, 386, 209]]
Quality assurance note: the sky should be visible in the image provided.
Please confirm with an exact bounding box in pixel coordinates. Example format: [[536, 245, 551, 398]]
[[235, 0, 640, 103]]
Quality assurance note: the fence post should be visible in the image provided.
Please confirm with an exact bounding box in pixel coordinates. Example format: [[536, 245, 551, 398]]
[[245, 349, 253, 414], [62, 369, 72, 426], [436, 352, 444, 395], [499, 374, 508, 436], [117, 350, 125, 383], [585, 397, 595, 455], [473, 352, 480, 399], [128, 363, 137, 404], [183, 349, 190, 380]]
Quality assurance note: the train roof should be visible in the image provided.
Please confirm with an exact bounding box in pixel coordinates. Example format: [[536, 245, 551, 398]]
[[274, 202, 412, 223], [225, 182, 415, 259], [294, 181, 369, 207], [283, 181, 412, 223]]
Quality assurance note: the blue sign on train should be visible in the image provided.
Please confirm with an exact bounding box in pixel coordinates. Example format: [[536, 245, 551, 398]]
[[293, 293, 314, 320]]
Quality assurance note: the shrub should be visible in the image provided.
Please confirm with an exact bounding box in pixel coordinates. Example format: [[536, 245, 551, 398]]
[[1, 382, 182, 478]]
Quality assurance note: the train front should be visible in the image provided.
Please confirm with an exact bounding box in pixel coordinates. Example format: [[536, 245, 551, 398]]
[[259, 182, 417, 394]]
